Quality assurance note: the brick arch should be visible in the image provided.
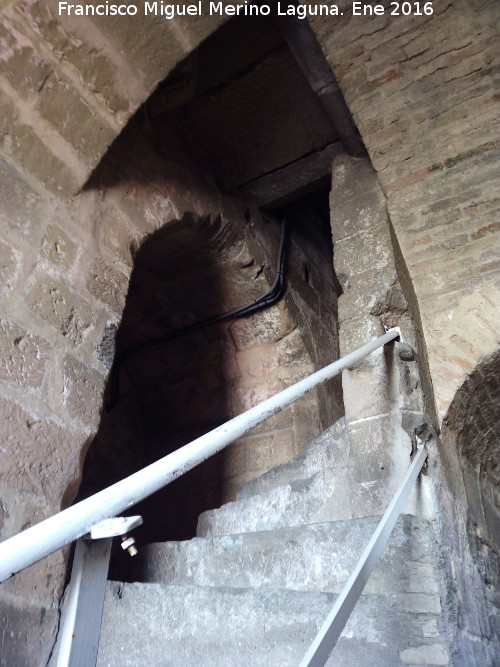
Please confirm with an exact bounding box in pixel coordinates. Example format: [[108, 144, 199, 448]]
[[444, 348, 500, 506], [0, 0, 228, 195]]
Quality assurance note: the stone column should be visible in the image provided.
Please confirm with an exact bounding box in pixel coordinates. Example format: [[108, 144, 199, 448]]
[[330, 150, 430, 517]]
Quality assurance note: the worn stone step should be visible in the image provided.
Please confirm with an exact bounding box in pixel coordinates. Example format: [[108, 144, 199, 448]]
[[198, 464, 354, 537], [136, 515, 441, 600], [197, 467, 360, 537], [236, 417, 348, 501], [98, 582, 449, 667]]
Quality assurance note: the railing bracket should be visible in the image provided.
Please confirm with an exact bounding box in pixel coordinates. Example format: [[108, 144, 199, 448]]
[[384, 325, 402, 342], [89, 515, 143, 540]]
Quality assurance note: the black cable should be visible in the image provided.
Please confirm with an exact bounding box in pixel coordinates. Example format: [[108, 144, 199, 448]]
[[106, 218, 288, 411]]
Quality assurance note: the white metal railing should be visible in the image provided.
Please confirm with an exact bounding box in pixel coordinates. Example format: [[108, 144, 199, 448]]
[[0, 328, 399, 583]]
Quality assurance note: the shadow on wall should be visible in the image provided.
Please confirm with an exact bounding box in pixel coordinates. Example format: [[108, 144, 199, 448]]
[[76, 213, 244, 580]]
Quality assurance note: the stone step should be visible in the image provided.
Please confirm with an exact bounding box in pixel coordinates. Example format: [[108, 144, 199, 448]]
[[135, 515, 441, 600], [198, 464, 354, 537], [98, 582, 449, 667], [236, 417, 348, 501]]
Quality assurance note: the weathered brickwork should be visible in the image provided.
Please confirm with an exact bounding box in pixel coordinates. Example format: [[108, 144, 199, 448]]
[[308, 0, 500, 420]]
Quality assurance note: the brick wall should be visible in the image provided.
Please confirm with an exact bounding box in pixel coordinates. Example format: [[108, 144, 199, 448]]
[[308, 0, 500, 422]]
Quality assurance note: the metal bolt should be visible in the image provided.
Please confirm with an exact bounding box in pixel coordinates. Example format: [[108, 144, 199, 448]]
[[121, 535, 138, 557]]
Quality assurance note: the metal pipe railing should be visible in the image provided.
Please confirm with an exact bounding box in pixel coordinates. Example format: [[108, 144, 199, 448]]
[[0, 329, 399, 583]]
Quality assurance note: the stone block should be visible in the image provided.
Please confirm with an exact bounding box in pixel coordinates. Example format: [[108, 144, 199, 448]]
[[2, 548, 68, 608], [233, 376, 283, 413], [406, 562, 441, 595], [86, 258, 128, 314], [245, 430, 298, 474], [291, 396, 321, 447], [0, 239, 17, 290], [0, 89, 79, 195], [90, 9, 188, 90], [347, 416, 396, 485], [95, 320, 118, 370], [198, 465, 353, 538], [343, 362, 391, 422], [275, 329, 312, 366], [237, 419, 348, 501], [338, 314, 383, 358], [20, 1, 138, 116], [236, 343, 280, 379], [0, 318, 50, 388], [0, 22, 53, 97], [26, 275, 94, 345], [0, 397, 82, 502], [99, 581, 446, 666], [0, 87, 19, 137], [229, 302, 295, 350], [0, 600, 58, 667], [63, 355, 105, 427], [0, 156, 41, 233], [40, 223, 78, 270], [331, 187, 388, 243], [246, 403, 296, 437], [73, 53, 131, 117], [143, 515, 436, 596], [336, 266, 402, 324], [330, 152, 378, 205], [38, 74, 116, 166], [97, 208, 136, 266], [334, 222, 394, 282], [223, 441, 247, 478], [399, 642, 449, 665]]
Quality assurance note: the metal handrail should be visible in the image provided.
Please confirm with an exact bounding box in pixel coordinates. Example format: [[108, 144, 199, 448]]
[[0, 329, 399, 583], [300, 442, 428, 666]]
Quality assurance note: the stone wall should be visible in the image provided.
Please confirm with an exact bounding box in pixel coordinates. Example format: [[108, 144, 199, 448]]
[[331, 150, 427, 514], [0, 51, 338, 667], [308, 0, 500, 423], [0, 0, 228, 195]]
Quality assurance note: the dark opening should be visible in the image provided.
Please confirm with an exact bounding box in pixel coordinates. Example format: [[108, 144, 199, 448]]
[[76, 14, 342, 582]]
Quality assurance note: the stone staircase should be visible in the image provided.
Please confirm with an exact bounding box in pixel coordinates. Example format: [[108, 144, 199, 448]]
[[96, 419, 450, 666]]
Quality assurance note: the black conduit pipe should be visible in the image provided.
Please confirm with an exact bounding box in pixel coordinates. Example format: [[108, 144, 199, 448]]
[[106, 219, 288, 411]]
